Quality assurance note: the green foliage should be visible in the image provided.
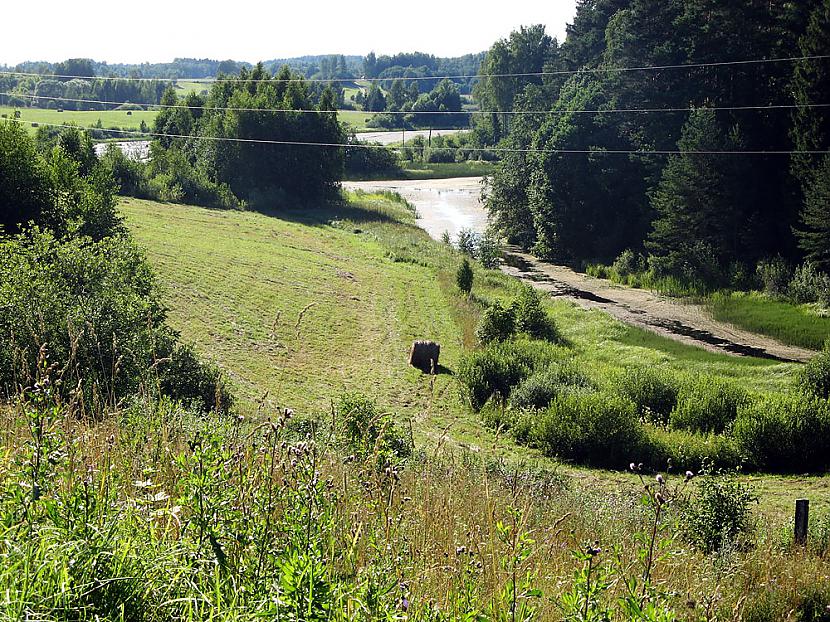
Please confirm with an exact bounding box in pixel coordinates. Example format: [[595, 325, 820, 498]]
[[733, 392, 830, 472], [788, 261, 830, 305], [799, 344, 830, 399], [508, 362, 592, 410], [756, 256, 792, 298], [670, 379, 749, 434], [528, 391, 644, 469], [456, 258, 474, 294], [513, 284, 559, 341], [476, 301, 515, 344], [615, 367, 679, 424], [0, 230, 229, 411], [457, 340, 566, 410], [338, 392, 412, 463], [681, 473, 757, 554]]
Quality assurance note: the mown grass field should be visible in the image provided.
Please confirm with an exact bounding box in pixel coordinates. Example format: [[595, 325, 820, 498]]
[[709, 291, 830, 351], [119, 193, 829, 518], [0, 106, 155, 134]]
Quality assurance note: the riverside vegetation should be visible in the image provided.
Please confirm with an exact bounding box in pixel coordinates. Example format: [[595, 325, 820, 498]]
[[2, 116, 830, 619]]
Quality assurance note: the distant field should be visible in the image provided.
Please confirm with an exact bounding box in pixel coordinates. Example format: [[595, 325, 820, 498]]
[[337, 109, 374, 130], [0, 106, 156, 134], [709, 291, 830, 351], [173, 80, 212, 96]]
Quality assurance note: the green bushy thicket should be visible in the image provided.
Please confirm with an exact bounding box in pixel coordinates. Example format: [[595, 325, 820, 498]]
[[457, 341, 568, 410], [733, 393, 830, 472], [508, 362, 592, 410], [670, 378, 749, 434], [476, 285, 560, 345], [338, 392, 412, 465], [680, 472, 757, 553], [614, 367, 679, 423], [523, 391, 645, 469], [798, 344, 830, 399], [0, 121, 232, 413], [0, 230, 232, 413]]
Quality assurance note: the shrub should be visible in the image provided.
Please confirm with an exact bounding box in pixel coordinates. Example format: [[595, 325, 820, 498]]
[[477, 231, 502, 269], [0, 230, 231, 413], [612, 249, 645, 277], [457, 341, 566, 410], [670, 379, 749, 434], [528, 391, 644, 469], [456, 228, 478, 257], [756, 256, 791, 298], [615, 367, 680, 423], [733, 392, 830, 472], [799, 344, 830, 399], [476, 301, 515, 344], [788, 262, 830, 305], [338, 392, 412, 463], [512, 285, 559, 342], [158, 343, 234, 414], [644, 426, 742, 471], [456, 258, 474, 294], [508, 362, 592, 410], [680, 472, 756, 553]]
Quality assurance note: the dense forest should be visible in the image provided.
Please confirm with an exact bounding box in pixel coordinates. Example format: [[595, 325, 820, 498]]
[[481, 1, 830, 290]]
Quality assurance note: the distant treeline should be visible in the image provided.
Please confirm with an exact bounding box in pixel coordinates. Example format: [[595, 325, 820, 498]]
[[363, 51, 484, 93], [479, 2, 830, 289]]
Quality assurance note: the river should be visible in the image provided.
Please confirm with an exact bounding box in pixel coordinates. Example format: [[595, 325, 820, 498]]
[[343, 177, 488, 241]]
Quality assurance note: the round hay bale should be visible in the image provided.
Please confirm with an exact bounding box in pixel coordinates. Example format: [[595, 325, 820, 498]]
[[409, 340, 440, 373]]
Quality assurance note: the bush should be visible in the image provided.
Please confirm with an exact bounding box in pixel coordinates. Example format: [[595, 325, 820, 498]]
[[670, 378, 749, 434], [612, 249, 645, 277], [680, 472, 756, 553], [456, 228, 477, 257], [528, 391, 644, 469], [456, 258, 474, 294], [159, 343, 234, 414], [788, 262, 830, 305], [477, 231, 502, 269], [457, 341, 567, 410], [615, 367, 679, 423], [756, 256, 791, 298], [338, 392, 412, 463], [733, 392, 830, 472], [644, 426, 742, 471], [476, 301, 515, 344], [99, 144, 153, 198], [0, 230, 232, 413], [508, 362, 592, 410], [512, 285, 559, 342], [799, 344, 830, 399]]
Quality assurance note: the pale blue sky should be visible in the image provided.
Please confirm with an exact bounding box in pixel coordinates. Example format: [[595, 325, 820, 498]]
[[1, 0, 577, 65]]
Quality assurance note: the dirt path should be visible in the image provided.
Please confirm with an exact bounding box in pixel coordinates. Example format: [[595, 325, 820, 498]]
[[501, 249, 815, 363], [344, 177, 815, 362]]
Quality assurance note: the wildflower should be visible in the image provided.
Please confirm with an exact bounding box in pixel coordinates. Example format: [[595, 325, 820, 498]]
[[656, 473, 665, 485], [456, 545, 467, 555], [629, 462, 637, 471], [685, 470, 694, 481]]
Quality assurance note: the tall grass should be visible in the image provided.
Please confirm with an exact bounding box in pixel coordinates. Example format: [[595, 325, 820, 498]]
[[708, 291, 830, 351], [2, 389, 829, 621]]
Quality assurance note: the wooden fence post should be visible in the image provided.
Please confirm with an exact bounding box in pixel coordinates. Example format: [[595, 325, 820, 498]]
[[794, 499, 809, 546]]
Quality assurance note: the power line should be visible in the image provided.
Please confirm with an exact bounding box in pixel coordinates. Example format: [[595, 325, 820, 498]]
[[8, 118, 830, 156], [2, 54, 829, 84], [4, 92, 829, 117]]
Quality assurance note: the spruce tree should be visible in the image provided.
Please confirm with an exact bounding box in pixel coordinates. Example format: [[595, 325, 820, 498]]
[[796, 155, 830, 270]]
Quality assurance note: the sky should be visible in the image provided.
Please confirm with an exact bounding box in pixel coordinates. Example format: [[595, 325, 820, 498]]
[[0, 0, 577, 66]]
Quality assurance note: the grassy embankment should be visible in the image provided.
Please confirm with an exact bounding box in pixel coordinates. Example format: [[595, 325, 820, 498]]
[[120, 193, 828, 518]]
